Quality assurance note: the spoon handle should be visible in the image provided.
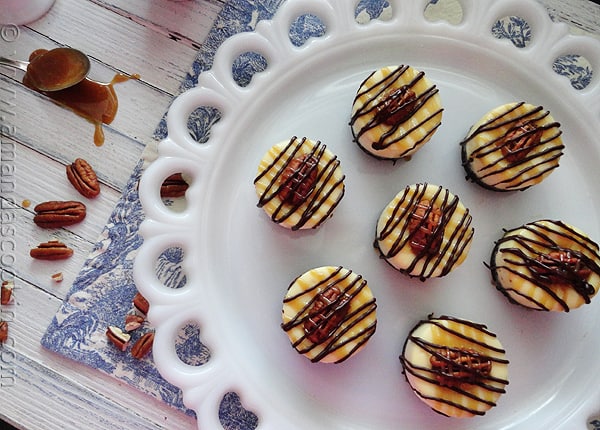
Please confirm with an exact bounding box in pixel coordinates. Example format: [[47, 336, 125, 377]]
[[0, 57, 30, 73]]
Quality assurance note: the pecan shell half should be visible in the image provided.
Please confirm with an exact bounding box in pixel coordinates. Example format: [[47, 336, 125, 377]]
[[30, 240, 74, 260], [33, 200, 86, 228], [66, 158, 101, 198]]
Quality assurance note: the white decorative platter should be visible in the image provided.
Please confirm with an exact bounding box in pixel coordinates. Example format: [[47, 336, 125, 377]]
[[134, 0, 600, 428]]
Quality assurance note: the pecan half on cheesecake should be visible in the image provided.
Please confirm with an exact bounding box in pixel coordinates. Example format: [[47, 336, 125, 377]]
[[375, 183, 474, 280], [281, 266, 377, 363], [254, 137, 345, 230], [460, 102, 564, 191], [489, 219, 600, 312], [400, 315, 509, 418], [350, 65, 443, 161]]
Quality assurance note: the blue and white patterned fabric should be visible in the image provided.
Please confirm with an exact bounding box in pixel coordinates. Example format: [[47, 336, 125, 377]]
[[41, 1, 592, 429]]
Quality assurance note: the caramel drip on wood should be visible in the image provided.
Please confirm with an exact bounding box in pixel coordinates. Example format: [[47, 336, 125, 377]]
[[23, 49, 139, 146], [254, 137, 345, 230], [282, 267, 377, 363], [460, 102, 564, 191], [350, 65, 442, 155], [489, 220, 600, 311], [375, 184, 473, 280], [399, 315, 509, 417]]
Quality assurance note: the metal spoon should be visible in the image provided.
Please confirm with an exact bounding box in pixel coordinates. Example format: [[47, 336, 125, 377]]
[[0, 47, 90, 91]]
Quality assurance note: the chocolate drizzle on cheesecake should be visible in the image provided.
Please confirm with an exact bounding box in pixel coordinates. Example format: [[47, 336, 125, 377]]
[[254, 136, 345, 230], [497, 120, 543, 163], [460, 102, 564, 191], [281, 266, 377, 363], [407, 200, 443, 255], [303, 284, 351, 345], [400, 315, 509, 417], [489, 220, 600, 312], [375, 183, 474, 280], [429, 346, 493, 388], [374, 85, 418, 126], [350, 65, 443, 159]]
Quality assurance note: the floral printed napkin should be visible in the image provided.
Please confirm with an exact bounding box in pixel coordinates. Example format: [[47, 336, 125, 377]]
[[41, 0, 592, 428]]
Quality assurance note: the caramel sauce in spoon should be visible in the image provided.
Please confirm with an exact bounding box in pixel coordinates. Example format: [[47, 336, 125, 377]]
[[23, 49, 139, 146], [26, 47, 90, 91]]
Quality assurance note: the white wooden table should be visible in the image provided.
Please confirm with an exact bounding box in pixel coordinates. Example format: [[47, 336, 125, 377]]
[[0, 0, 598, 429]]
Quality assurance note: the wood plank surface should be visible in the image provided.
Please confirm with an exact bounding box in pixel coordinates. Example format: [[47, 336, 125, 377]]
[[1, 1, 223, 428]]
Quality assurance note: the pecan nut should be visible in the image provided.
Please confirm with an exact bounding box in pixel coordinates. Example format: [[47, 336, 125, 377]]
[[66, 158, 101, 198], [304, 285, 351, 344], [375, 85, 418, 125], [124, 314, 145, 332], [0, 321, 8, 344], [132, 292, 149, 315], [430, 347, 492, 387], [106, 326, 130, 351], [131, 331, 154, 359], [30, 240, 74, 260], [498, 121, 543, 163], [278, 154, 319, 206], [33, 200, 86, 228], [160, 173, 189, 198], [1, 281, 13, 305], [531, 250, 592, 284], [408, 200, 443, 255]]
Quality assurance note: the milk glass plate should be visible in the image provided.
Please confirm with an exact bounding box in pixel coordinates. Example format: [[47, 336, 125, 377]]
[[134, 0, 600, 428]]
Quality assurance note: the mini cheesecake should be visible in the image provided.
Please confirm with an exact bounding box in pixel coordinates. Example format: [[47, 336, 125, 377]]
[[460, 102, 564, 191], [375, 183, 474, 280], [400, 315, 509, 418], [281, 266, 377, 363], [489, 219, 600, 312], [350, 65, 443, 161], [254, 137, 345, 230]]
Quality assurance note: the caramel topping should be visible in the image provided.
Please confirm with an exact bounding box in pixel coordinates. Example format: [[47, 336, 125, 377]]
[[26, 47, 89, 91]]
